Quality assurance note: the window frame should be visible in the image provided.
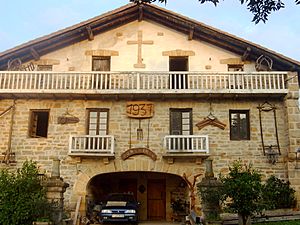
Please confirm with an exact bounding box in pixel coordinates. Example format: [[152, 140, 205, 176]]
[[37, 65, 53, 71], [86, 108, 109, 135], [169, 108, 193, 135], [28, 109, 50, 138], [229, 110, 250, 140], [92, 56, 111, 71], [227, 64, 244, 72]]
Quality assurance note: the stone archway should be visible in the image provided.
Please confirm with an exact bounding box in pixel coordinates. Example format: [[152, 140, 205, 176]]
[[70, 157, 203, 222], [85, 171, 189, 222]]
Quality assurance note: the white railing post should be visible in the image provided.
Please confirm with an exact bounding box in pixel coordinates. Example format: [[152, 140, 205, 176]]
[[136, 72, 140, 90]]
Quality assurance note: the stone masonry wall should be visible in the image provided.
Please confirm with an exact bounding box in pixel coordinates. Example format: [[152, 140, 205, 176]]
[[285, 72, 300, 206], [0, 96, 293, 212]]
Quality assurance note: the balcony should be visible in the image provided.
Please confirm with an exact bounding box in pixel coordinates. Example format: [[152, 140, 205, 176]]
[[69, 135, 115, 157], [164, 135, 209, 153], [0, 71, 288, 99], [163, 135, 210, 164]]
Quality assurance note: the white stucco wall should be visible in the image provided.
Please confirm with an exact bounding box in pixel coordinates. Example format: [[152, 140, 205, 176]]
[[38, 20, 256, 72]]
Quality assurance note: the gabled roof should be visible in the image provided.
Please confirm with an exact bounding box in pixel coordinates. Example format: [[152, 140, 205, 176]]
[[1, 2, 300, 75]]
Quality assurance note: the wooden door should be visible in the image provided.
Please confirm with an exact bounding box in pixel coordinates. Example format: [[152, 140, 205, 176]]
[[147, 179, 166, 220], [169, 56, 188, 89], [92, 56, 110, 89]]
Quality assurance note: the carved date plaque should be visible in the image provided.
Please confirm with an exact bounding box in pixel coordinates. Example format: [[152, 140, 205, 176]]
[[126, 101, 154, 118]]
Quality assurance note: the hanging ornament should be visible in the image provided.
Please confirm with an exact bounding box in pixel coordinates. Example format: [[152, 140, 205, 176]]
[[137, 119, 143, 141]]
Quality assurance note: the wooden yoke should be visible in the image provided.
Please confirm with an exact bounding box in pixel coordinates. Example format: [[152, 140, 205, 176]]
[[182, 173, 203, 210]]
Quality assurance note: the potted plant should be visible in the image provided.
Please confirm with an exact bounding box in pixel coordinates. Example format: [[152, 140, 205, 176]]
[[171, 199, 188, 222]]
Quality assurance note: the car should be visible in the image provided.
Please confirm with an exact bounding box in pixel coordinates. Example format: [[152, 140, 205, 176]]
[[99, 193, 139, 224]]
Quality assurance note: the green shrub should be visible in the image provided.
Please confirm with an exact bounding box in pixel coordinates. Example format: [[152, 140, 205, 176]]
[[0, 161, 51, 225], [220, 161, 264, 225], [263, 175, 296, 209]]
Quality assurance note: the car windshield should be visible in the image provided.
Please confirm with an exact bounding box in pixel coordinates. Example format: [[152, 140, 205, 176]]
[[107, 194, 135, 202]]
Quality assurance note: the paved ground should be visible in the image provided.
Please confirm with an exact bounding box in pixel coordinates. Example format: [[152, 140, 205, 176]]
[[139, 222, 182, 225]]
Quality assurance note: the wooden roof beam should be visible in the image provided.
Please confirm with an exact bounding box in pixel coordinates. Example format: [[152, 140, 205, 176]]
[[188, 27, 194, 41], [242, 47, 251, 61], [138, 5, 143, 22], [86, 26, 94, 41], [30, 47, 40, 61]]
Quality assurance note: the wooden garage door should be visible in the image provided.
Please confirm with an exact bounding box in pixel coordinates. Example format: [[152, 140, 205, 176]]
[[147, 179, 166, 220]]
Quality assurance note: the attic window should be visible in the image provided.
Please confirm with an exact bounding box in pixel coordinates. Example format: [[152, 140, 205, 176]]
[[37, 65, 53, 71], [92, 56, 111, 71], [29, 110, 50, 138], [228, 64, 244, 72]]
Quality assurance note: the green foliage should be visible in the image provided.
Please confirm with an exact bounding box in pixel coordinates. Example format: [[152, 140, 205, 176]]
[[262, 175, 296, 209], [198, 179, 223, 221], [171, 199, 187, 213], [220, 161, 264, 225], [0, 161, 50, 225], [130, 0, 299, 24]]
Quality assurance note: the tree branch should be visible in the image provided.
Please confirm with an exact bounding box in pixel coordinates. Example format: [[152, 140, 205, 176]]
[[130, 0, 299, 24]]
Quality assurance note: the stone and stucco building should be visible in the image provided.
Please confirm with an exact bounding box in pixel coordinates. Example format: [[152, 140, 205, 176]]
[[0, 2, 299, 222]]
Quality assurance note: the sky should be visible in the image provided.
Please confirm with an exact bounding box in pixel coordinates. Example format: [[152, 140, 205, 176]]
[[0, 0, 299, 62]]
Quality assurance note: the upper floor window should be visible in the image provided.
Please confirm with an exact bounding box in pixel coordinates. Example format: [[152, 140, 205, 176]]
[[229, 110, 250, 140], [228, 64, 244, 72], [29, 110, 49, 138], [170, 108, 192, 135], [37, 65, 53, 71], [169, 57, 189, 89], [92, 56, 110, 71], [87, 109, 109, 135]]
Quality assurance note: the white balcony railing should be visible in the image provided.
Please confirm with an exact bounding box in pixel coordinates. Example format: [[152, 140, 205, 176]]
[[0, 71, 287, 94], [164, 135, 209, 153], [69, 135, 114, 156]]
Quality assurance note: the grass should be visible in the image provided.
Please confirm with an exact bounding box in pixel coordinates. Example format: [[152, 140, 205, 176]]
[[254, 221, 300, 225]]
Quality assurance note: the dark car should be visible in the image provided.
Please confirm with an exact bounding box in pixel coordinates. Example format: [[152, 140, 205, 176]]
[[99, 193, 139, 224]]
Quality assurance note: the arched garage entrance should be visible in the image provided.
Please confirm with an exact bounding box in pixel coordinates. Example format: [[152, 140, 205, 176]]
[[86, 171, 189, 222]]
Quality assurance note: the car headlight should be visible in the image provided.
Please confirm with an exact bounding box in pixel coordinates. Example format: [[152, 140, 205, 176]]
[[101, 209, 112, 213], [125, 209, 136, 213]]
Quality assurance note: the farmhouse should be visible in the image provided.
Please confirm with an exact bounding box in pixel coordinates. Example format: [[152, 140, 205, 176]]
[[0, 2, 299, 222]]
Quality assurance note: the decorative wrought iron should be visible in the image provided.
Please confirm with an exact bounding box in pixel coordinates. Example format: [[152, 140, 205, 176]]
[[255, 55, 273, 71], [258, 101, 281, 164], [265, 145, 279, 164], [295, 147, 300, 169], [7, 58, 35, 71]]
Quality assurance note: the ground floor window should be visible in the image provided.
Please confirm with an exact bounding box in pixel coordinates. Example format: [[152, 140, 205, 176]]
[[28, 109, 50, 138], [229, 110, 250, 140]]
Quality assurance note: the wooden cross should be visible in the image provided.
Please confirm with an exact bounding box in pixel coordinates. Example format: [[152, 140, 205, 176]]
[[127, 30, 154, 68]]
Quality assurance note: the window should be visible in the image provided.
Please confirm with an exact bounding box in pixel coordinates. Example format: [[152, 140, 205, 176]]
[[170, 108, 192, 135], [29, 110, 50, 138], [86, 109, 109, 150], [228, 64, 244, 72], [169, 108, 192, 150], [92, 56, 111, 89], [92, 56, 110, 71], [229, 110, 250, 140], [169, 57, 188, 89], [87, 109, 109, 135], [37, 65, 53, 71]]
